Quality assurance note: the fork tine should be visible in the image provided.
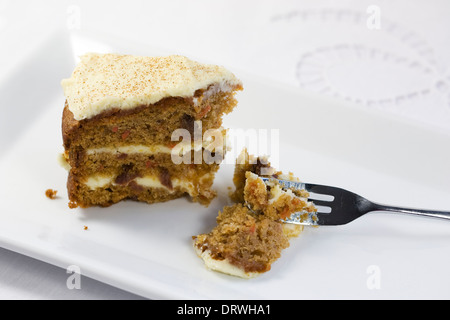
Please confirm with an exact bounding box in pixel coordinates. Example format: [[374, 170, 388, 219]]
[[304, 183, 335, 196]]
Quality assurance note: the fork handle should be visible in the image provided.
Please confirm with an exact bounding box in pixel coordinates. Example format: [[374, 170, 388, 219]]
[[371, 203, 450, 220]]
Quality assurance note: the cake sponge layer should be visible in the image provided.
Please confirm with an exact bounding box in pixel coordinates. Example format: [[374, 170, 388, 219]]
[[62, 90, 236, 151]]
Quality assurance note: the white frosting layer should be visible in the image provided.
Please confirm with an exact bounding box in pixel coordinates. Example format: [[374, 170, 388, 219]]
[[86, 139, 224, 156], [135, 176, 194, 192], [85, 175, 113, 189], [194, 245, 259, 279], [61, 53, 242, 120]]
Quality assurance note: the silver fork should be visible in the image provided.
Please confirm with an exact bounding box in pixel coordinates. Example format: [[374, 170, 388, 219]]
[[259, 178, 450, 226]]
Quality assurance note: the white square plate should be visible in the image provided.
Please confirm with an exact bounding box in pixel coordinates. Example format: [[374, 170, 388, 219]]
[[1, 30, 450, 299]]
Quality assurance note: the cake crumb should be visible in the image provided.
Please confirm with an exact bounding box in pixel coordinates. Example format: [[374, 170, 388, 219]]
[[194, 148, 315, 279], [83, 225, 89, 231], [68, 201, 78, 209], [45, 189, 58, 199]]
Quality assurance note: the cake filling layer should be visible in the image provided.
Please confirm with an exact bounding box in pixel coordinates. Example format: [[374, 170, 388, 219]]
[[85, 173, 212, 194], [85, 138, 224, 156]]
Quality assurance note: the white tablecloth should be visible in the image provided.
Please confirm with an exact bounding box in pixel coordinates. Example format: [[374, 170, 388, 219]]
[[0, 0, 449, 299]]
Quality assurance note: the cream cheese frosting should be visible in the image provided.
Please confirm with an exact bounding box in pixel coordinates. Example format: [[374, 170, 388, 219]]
[[61, 53, 242, 121], [193, 245, 260, 279], [84, 172, 213, 196]]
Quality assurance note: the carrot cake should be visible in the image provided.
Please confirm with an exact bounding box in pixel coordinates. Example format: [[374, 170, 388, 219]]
[[193, 149, 317, 278], [61, 53, 242, 208]]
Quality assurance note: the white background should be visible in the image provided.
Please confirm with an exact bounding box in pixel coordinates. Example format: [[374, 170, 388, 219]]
[[0, 0, 449, 299]]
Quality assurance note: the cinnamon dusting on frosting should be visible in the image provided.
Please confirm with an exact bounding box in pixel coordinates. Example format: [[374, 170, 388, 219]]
[[61, 53, 242, 121]]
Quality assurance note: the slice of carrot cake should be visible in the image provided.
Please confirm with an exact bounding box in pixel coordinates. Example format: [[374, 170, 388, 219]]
[[61, 53, 242, 208], [193, 149, 317, 278]]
